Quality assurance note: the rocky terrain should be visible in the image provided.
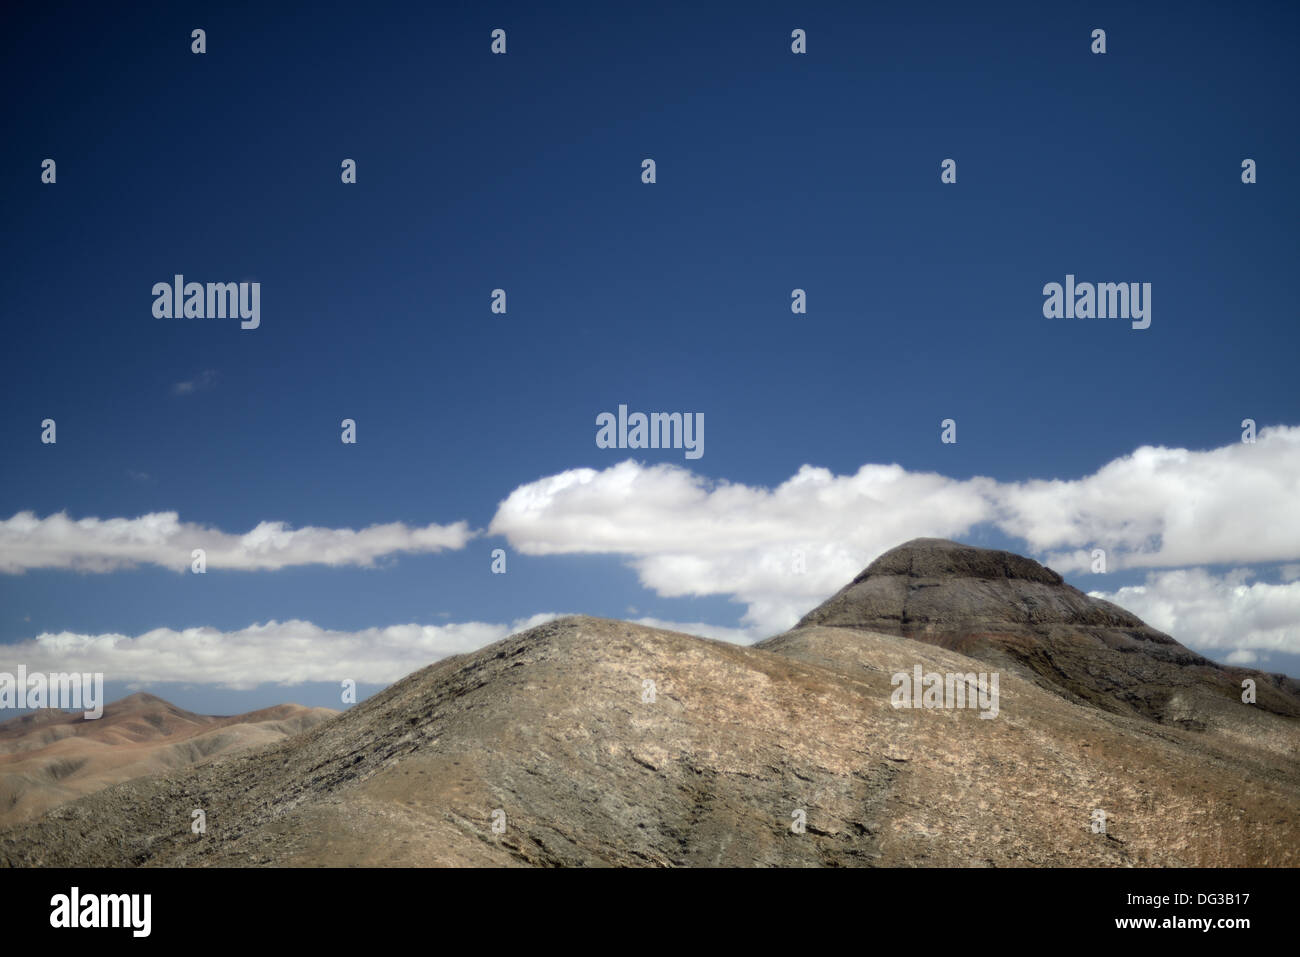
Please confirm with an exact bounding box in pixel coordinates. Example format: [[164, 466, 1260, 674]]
[[2, 539, 1296, 867], [796, 538, 1300, 732], [0, 692, 335, 827]]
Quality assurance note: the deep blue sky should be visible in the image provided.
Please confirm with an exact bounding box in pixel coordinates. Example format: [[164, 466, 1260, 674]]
[[3, 1, 1298, 712]]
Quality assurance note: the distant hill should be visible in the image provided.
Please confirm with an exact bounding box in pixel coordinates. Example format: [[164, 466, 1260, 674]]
[[0, 692, 336, 827]]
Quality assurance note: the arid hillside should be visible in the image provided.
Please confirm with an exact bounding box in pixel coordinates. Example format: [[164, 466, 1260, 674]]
[[2, 540, 1296, 867], [0, 692, 336, 828]]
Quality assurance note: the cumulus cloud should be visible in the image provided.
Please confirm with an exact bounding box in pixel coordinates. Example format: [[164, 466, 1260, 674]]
[[489, 427, 1300, 634], [490, 458, 996, 632], [8, 614, 563, 689], [0, 511, 475, 573], [997, 426, 1300, 572], [8, 428, 1298, 654], [1091, 570, 1300, 661]]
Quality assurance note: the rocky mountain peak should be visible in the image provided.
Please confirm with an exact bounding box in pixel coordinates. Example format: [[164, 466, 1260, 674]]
[[852, 538, 1064, 586], [791, 538, 1300, 724]]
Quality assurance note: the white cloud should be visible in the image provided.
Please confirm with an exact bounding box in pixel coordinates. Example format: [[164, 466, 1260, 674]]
[[0, 511, 475, 573], [488, 427, 1300, 635], [998, 426, 1300, 572], [172, 370, 218, 395], [7, 429, 1299, 659], [8, 614, 563, 690], [490, 458, 996, 633], [1091, 569, 1300, 661]]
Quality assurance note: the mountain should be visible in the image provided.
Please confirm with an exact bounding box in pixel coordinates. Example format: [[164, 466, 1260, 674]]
[[2, 540, 1297, 867], [791, 538, 1300, 730], [0, 693, 336, 827]]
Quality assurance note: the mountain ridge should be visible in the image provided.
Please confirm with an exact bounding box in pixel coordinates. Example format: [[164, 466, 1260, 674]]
[[2, 539, 1297, 867]]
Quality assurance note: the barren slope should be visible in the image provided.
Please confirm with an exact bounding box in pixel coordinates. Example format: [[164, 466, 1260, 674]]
[[3, 614, 1296, 867], [0, 693, 336, 827]]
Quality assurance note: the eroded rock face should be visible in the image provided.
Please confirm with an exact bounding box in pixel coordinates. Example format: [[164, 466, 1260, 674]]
[[792, 538, 1300, 724]]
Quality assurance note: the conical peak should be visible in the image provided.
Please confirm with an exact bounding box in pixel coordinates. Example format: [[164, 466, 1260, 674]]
[[854, 538, 1063, 586]]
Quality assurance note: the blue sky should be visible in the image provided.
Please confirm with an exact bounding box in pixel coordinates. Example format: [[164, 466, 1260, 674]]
[[3, 0, 1299, 714]]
